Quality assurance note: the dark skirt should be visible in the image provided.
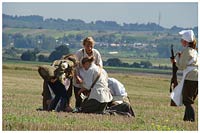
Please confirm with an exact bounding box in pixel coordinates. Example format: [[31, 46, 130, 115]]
[[81, 99, 107, 114], [182, 80, 198, 105], [48, 80, 69, 111], [42, 79, 73, 110]]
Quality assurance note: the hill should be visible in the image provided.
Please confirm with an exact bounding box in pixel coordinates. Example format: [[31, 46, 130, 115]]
[[3, 14, 198, 32]]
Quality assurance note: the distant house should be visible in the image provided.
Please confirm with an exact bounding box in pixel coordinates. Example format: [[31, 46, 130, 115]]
[[108, 51, 118, 54]]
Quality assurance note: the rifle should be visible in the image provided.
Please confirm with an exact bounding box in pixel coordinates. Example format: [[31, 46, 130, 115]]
[[170, 44, 178, 93]]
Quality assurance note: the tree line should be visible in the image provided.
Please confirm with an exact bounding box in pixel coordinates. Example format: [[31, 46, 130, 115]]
[[20, 45, 70, 62], [4, 14, 197, 32], [19, 44, 159, 69]]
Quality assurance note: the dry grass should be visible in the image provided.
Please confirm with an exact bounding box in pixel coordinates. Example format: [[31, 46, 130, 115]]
[[2, 62, 198, 131]]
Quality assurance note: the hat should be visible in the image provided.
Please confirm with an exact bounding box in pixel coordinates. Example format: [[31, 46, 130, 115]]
[[179, 30, 195, 42]]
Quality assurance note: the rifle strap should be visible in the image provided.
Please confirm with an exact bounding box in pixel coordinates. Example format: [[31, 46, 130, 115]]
[[90, 66, 102, 89]]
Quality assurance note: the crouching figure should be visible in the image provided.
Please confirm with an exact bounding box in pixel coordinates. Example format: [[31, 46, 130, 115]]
[[107, 77, 135, 117], [76, 56, 113, 114], [38, 54, 77, 112]]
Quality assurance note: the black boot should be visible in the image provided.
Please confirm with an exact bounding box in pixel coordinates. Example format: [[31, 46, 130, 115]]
[[183, 106, 189, 121], [183, 105, 195, 122], [188, 105, 195, 122]]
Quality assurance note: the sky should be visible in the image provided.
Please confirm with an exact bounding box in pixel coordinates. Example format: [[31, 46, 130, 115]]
[[2, 2, 199, 28]]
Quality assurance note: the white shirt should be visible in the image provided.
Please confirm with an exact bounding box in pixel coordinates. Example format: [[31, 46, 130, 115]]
[[73, 48, 103, 87], [75, 48, 103, 68], [108, 78, 127, 97], [79, 63, 112, 103]]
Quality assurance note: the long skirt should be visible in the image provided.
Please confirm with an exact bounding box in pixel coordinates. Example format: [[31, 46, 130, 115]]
[[81, 99, 107, 114], [182, 80, 198, 105]]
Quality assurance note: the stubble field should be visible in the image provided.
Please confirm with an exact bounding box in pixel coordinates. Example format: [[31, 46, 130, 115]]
[[2, 61, 198, 131]]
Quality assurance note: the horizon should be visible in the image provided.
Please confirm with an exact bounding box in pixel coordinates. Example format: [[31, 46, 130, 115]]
[[3, 13, 198, 29], [2, 2, 198, 28]]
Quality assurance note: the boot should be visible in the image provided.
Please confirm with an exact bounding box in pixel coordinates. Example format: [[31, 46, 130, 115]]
[[188, 105, 195, 122], [183, 105, 195, 122], [183, 106, 189, 121]]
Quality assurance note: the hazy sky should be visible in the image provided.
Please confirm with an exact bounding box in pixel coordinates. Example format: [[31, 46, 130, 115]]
[[2, 2, 198, 28]]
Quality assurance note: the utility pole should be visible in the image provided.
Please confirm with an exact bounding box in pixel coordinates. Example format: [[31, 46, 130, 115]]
[[158, 11, 161, 26]]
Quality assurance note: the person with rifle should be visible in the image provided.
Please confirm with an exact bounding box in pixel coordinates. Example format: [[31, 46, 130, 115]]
[[170, 30, 198, 122]]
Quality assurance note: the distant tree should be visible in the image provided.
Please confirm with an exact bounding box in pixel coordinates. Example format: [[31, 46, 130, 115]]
[[38, 55, 49, 62], [131, 62, 140, 68], [121, 62, 130, 67], [156, 44, 171, 58], [18, 15, 43, 22], [48, 45, 70, 61], [105, 58, 122, 67], [41, 36, 56, 50], [25, 35, 36, 48], [75, 34, 83, 41], [21, 50, 36, 61], [4, 47, 21, 57], [2, 33, 11, 47], [33, 47, 40, 54], [13, 33, 28, 48], [62, 34, 69, 43], [140, 61, 153, 68]]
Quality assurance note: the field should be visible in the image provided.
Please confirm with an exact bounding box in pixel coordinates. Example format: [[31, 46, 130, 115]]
[[3, 27, 155, 40], [2, 61, 198, 131]]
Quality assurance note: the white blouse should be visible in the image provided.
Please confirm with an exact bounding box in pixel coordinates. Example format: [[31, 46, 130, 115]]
[[73, 48, 103, 87], [108, 78, 127, 97], [79, 63, 112, 103], [75, 48, 103, 68]]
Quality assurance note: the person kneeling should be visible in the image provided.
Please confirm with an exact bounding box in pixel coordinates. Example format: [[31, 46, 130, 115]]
[[107, 77, 135, 117], [77, 56, 113, 114]]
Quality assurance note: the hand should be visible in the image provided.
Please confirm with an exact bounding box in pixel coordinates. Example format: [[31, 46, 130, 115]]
[[50, 78, 57, 83], [177, 52, 181, 57], [170, 59, 176, 63], [76, 75, 83, 84], [78, 88, 86, 96]]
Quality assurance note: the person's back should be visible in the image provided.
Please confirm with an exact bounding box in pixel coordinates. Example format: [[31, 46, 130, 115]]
[[106, 77, 135, 117], [107, 77, 130, 105], [108, 77, 127, 97]]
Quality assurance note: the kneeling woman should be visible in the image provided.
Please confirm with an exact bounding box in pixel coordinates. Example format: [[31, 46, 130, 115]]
[[77, 56, 113, 114]]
